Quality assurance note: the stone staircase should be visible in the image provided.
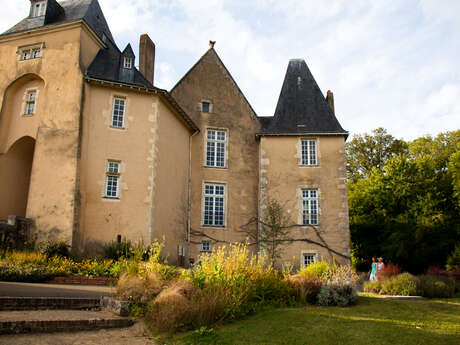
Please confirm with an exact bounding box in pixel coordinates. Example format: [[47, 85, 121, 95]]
[[0, 296, 133, 335]]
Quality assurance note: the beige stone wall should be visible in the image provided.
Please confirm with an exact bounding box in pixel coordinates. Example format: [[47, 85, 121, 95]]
[[259, 135, 350, 267], [77, 84, 193, 258], [151, 100, 191, 264], [78, 84, 158, 252], [0, 25, 102, 244], [171, 50, 260, 261]]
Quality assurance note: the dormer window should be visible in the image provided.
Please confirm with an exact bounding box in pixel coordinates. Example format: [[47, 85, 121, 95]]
[[32, 1, 46, 18], [123, 57, 133, 69]]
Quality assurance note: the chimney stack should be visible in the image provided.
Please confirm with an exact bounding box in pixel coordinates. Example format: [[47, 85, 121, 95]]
[[139, 34, 155, 85], [326, 90, 335, 113]]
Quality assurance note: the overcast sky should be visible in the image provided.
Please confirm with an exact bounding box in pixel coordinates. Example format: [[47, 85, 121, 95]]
[[2, 0, 459, 140]]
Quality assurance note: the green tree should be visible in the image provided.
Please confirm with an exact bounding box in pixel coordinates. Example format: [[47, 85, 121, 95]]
[[346, 127, 408, 181], [349, 130, 460, 273]]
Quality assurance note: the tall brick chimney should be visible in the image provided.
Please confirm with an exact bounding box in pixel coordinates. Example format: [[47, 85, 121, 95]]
[[139, 34, 155, 85], [326, 90, 335, 113]]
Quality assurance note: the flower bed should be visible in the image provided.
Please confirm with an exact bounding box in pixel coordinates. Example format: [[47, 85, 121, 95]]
[[0, 250, 124, 283]]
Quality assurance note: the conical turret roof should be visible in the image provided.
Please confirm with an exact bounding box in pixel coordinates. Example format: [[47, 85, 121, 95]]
[[260, 59, 347, 136]]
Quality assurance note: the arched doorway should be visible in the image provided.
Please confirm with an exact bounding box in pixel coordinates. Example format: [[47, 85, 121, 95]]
[[0, 136, 35, 220]]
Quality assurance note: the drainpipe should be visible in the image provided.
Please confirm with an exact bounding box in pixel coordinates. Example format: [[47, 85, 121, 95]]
[[187, 130, 199, 268]]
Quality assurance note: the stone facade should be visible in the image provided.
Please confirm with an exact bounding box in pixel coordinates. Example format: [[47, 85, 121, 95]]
[[0, 0, 350, 267]]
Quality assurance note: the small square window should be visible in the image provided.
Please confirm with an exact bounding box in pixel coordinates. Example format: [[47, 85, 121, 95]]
[[21, 50, 31, 61], [303, 253, 317, 267], [201, 241, 211, 252], [32, 49, 41, 59], [123, 57, 133, 69], [202, 101, 210, 113]]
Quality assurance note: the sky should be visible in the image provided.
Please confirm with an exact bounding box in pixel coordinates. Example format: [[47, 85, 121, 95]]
[[1, 0, 459, 140]]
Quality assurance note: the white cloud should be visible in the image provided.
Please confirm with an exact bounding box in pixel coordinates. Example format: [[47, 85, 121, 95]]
[[1, 0, 458, 140]]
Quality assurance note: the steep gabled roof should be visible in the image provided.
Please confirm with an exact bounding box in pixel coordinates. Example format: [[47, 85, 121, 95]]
[[1, 0, 114, 42], [122, 44, 135, 58], [259, 59, 347, 136], [171, 48, 259, 119]]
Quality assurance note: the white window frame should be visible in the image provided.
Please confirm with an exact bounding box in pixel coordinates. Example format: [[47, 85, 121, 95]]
[[302, 189, 319, 225], [24, 90, 37, 116], [302, 252, 318, 267], [32, 1, 46, 17], [205, 129, 227, 168], [111, 97, 125, 128], [301, 139, 317, 166], [200, 240, 211, 252], [105, 161, 121, 198], [18, 43, 45, 61], [202, 182, 226, 227], [123, 57, 133, 69]]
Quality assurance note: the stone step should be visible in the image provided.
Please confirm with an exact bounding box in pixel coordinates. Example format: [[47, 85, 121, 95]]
[[0, 310, 133, 335], [0, 297, 100, 311]]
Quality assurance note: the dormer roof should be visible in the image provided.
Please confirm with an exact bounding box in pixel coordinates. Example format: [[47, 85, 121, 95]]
[[1, 0, 114, 43], [259, 59, 348, 137], [122, 44, 135, 58]]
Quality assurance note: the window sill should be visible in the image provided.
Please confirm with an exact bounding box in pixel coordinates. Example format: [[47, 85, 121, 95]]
[[109, 126, 126, 130], [103, 196, 120, 200], [299, 164, 320, 168], [200, 250, 212, 253], [201, 225, 226, 229], [203, 165, 227, 170]]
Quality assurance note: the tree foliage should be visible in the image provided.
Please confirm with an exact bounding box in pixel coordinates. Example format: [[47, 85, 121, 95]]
[[348, 129, 460, 273], [345, 127, 408, 182]]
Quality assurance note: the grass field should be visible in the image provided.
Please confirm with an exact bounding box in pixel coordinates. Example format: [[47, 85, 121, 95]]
[[160, 295, 460, 345]]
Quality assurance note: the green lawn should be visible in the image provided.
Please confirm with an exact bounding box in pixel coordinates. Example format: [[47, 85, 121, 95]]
[[160, 295, 460, 345]]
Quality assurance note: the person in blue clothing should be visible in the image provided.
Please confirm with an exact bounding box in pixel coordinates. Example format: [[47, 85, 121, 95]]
[[369, 257, 377, 281]]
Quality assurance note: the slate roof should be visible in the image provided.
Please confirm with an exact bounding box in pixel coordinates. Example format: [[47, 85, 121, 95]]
[[2, 0, 198, 132], [85, 38, 154, 88], [1, 0, 114, 43], [259, 59, 348, 136]]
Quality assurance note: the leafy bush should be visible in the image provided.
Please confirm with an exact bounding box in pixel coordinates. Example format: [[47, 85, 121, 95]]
[[380, 273, 419, 296], [363, 280, 382, 294], [378, 263, 401, 280], [288, 274, 322, 304], [0, 250, 124, 282], [317, 284, 357, 306], [298, 259, 329, 280], [103, 239, 134, 261], [446, 244, 460, 271], [39, 240, 70, 259], [417, 275, 456, 298]]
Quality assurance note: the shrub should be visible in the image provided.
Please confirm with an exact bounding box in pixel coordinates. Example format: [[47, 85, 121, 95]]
[[39, 240, 70, 259], [288, 274, 322, 304], [317, 284, 357, 306], [446, 244, 460, 271], [298, 259, 329, 280], [378, 263, 401, 280], [417, 275, 456, 298], [380, 273, 419, 296], [117, 272, 163, 304], [363, 280, 382, 294]]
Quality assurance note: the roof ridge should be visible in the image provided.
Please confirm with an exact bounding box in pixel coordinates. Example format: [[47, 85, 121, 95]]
[[171, 47, 259, 120]]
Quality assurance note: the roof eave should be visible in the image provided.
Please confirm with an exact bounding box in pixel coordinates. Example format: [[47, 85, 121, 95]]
[[84, 76, 199, 133], [256, 131, 349, 139]]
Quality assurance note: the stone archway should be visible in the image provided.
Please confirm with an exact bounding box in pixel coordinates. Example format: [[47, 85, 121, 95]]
[[0, 136, 35, 220]]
